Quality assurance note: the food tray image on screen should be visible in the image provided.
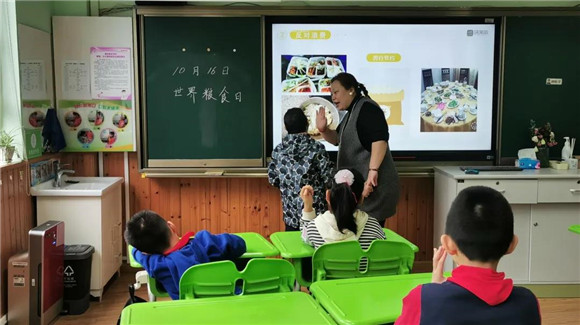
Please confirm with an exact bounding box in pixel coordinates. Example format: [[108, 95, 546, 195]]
[[282, 77, 316, 93], [306, 57, 327, 80], [299, 97, 339, 138], [286, 56, 308, 78], [318, 78, 331, 93], [325, 57, 345, 78]]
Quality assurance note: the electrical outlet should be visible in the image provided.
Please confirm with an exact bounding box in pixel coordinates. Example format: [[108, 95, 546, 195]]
[[546, 78, 563, 85]]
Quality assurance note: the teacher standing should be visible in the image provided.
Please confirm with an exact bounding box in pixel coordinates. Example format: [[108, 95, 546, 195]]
[[316, 72, 399, 226]]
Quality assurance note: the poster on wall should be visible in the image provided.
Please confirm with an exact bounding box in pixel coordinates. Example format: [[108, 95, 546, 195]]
[[57, 100, 134, 152], [21, 100, 51, 159], [90, 47, 132, 100], [62, 60, 90, 99], [20, 60, 47, 100]]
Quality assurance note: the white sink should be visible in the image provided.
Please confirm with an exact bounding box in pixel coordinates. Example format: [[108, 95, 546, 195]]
[[30, 176, 123, 197]]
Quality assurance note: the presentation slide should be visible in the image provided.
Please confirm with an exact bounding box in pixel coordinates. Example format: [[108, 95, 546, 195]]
[[270, 23, 496, 153]]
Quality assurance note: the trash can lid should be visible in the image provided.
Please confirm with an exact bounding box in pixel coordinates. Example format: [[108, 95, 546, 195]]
[[64, 245, 95, 260]]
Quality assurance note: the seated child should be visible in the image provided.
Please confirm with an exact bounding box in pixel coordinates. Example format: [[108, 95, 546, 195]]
[[124, 210, 246, 300], [300, 168, 385, 249], [396, 186, 541, 325], [268, 107, 333, 231]]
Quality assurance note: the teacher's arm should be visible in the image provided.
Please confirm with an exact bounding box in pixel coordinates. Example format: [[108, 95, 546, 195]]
[[364, 140, 387, 197], [316, 108, 339, 145]]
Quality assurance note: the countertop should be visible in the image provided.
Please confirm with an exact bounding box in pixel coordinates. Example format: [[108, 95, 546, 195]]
[[434, 166, 580, 180]]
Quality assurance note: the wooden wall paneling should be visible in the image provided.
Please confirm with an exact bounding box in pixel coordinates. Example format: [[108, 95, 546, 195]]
[[217, 178, 231, 233], [224, 179, 240, 232], [207, 178, 227, 234], [258, 178, 284, 238], [406, 179, 419, 254], [7, 169, 17, 254], [150, 178, 182, 234], [60, 152, 99, 176], [387, 180, 406, 237], [237, 179, 255, 233], [0, 164, 35, 316], [417, 177, 434, 261], [257, 179, 272, 237], [17, 166, 28, 249], [266, 182, 285, 239], [383, 177, 434, 262], [122, 152, 434, 262], [243, 179, 262, 234], [1, 168, 12, 315], [128, 153, 150, 213], [180, 178, 208, 235], [0, 168, 10, 316], [0, 169, 3, 315], [102, 153, 125, 177], [19, 164, 34, 251]]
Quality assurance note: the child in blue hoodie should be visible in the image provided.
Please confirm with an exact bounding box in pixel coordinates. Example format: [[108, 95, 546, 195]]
[[125, 210, 246, 300], [396, 186, 541, 325]]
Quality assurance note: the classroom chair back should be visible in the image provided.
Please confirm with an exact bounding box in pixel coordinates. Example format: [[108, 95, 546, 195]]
[[179, 258, 295, 299], [312, 240, 415, 282], [127, 245, 170, 300]]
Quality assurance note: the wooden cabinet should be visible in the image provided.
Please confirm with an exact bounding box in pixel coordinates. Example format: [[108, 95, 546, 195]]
[[434, 167, 580, 285]]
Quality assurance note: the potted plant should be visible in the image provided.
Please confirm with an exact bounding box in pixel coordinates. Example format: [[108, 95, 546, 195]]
[[0, 129, 18, 163]]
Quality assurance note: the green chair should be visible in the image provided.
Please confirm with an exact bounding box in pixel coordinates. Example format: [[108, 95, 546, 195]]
[[312, 240, 415, 283], [128, 245, 170, 301], [179, 258, 295, 300]]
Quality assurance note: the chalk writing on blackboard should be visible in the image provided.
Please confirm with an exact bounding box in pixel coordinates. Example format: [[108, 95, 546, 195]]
[[171, 65, 230, 76], [170, 64, 242, 106]]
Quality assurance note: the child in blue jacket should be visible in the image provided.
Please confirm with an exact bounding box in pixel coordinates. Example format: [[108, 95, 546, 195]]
[[124, 210, 246, 300]]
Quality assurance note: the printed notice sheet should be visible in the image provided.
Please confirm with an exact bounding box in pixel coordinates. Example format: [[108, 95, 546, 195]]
[[90, 47, 132, 100], [62, 60, 90, 99], [20, 60, 47, 100]]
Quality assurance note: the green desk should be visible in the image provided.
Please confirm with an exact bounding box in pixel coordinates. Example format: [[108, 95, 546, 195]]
[[270, 229, 419, 287], [128, 232, 279, 268], [569, 225, 580, 235], [309, 273, 432, 325], [120, 292, 336, 324]]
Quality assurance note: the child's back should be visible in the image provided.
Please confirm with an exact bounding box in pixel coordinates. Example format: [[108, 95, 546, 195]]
[[405, 266, 540, 325], [396, 186, 541, 325], [300, 169, 385, 249], [268, 107, 333, 231]]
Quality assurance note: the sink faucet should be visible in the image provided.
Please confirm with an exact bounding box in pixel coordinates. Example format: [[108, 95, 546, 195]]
[[53, 162, 75, 188]]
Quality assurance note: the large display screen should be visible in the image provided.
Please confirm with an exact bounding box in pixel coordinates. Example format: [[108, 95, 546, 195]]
[[267, 18, 500, 161]]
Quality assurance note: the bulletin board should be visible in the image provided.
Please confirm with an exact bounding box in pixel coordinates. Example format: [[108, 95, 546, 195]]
[[52, 16, 135, 152]]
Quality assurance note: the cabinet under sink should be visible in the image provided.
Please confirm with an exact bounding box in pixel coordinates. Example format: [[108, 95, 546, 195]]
[[31, 177, 124, 298]]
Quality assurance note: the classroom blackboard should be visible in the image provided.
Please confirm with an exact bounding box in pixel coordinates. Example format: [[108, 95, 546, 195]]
[[501, 17, 580, 159], [141, 16, 263, 168]]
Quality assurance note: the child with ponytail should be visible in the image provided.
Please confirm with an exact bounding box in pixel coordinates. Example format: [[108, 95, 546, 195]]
[[300, 168, 385, 249]]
